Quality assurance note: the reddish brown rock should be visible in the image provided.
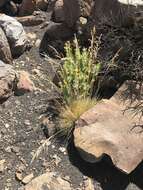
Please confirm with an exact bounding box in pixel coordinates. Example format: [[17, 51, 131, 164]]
[[15, 71, 35, 95], [74, 81, 143, 173]]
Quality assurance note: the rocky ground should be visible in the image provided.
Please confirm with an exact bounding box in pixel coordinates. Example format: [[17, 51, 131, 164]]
[[0, 14, 142, 190], [0, 0, 143, 190], [0, 15, 85, 190]]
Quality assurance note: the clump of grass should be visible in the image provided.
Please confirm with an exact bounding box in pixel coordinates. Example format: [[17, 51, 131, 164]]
[[56, 28, 100, 135], [59, 98, 97, 135], [32, 29, 101, 161]]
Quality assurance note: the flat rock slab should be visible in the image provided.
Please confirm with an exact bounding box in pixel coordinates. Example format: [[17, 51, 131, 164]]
[[74, 81, 143, 174], [24, 172, 72, 190]]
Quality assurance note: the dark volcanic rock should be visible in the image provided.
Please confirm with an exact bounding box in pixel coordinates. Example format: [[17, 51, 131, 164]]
[[39, 22, 73, 57]]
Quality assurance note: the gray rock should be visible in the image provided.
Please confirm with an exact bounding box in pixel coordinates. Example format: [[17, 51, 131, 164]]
[[74, 81, 143, 174], [126, 183, 141, 190], [0, 27, 12, 64], [0, 14, 28, 57], [0, 61, 17, 101]]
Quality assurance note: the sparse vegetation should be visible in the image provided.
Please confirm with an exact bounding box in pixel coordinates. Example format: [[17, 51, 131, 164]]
[[32, 29, 101, 160], [58, 98, 97, 135], [58, 29, 100, 104], [57, 28, 100, 135]]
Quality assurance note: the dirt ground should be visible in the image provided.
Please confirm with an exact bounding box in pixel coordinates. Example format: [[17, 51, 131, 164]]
[[0, 11, 143, 190]]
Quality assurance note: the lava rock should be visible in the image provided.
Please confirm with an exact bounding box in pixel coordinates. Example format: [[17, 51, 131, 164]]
[[0, 27, 12, 64], [0, 14, 28, 57]]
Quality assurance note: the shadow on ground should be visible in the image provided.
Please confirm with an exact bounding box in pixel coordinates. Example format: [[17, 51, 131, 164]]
[[67, 139, 143, 190]]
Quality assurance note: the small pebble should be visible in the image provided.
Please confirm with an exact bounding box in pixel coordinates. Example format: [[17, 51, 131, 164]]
[[59, 147, 66, 153]]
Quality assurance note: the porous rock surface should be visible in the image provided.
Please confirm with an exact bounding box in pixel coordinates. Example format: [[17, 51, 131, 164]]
[[0, 14, 28, 57]]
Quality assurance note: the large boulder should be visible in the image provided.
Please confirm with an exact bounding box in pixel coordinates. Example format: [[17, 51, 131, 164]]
[[0, 27, 12, 64], [0, 14, 28, 57], [0, 61, 17, 101], [74, 81, 143, 174]]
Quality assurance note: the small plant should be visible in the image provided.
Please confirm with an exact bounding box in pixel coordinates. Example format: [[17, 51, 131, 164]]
[[32, 29, 101, 161], [59, 98, 97, 136], [56, 28, 101, 135], [58, 28, 101, 104]]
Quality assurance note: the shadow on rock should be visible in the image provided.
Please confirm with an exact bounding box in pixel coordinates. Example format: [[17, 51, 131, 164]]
[[67, 138, 143, 190]]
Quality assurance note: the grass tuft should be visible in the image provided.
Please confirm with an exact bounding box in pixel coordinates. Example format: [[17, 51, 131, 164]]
[[57, 28, 100, 135], [32, 29, 100, 161], [59, 98, 97, 135]]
